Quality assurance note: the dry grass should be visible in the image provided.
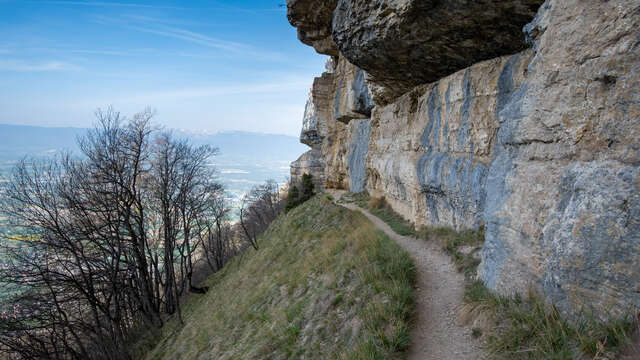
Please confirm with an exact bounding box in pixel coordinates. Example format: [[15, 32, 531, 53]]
[[341, 194, 416, 237], [368, 196, 386, 210], [341, 191, 638, 360], [136, 196, 416, 360], [461, 281, 638, 360], [343, 192, 483, 277], [415, 226, 484, 277]]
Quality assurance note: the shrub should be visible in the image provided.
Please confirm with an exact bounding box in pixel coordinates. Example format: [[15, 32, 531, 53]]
[[285, 185, 300, 212], [368, 196, 386, 210], [285, 174, 315, 212]]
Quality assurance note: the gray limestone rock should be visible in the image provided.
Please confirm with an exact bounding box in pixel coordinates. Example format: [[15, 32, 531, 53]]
[[289, 0, 640, 318], [348, 119, 371, 193], [333, 0, 544, 101], [286, 0, 339, 56], [290, 149, 325, 191], [300, 91, 322, 147]]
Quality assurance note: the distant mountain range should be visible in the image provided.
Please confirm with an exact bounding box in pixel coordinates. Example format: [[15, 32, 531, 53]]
[[0, 124, 307, 199], [0, 124, 85, 160], [0, 124, 306, 162]]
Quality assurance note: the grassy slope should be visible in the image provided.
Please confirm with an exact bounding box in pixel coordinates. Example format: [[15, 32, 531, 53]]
[[344, 192, 637, 360], [140, 196, 415, 360]]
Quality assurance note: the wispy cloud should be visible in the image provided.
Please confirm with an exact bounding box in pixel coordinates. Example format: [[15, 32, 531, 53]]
[[113, 78, 310, 103], [33, 0, 284, 12], [68, 48, 152, 56], [92, 15, 286, 61], [204, 0, 286, 15], [45, 47, 236, 61], [0, 59, 80, 72], [128, 25, 248, 53], [32, 1, 182, 9]]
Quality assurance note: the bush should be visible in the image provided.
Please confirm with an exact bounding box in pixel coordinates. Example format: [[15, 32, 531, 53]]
[[368, 196, 386, 210], [286, 174, 315, 212]]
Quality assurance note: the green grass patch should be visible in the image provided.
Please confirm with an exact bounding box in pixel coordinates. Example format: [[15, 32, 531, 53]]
[[137, 195, 416, 360], [462, 281, 638, 360], [342, 192, 483, 276], [340, 193, 416, 237], [415, 225, 484, 276], [339, 192, 371, 209]]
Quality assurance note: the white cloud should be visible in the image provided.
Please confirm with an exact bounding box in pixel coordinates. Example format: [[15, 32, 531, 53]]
[[0, 59, 81, 72], [220, 169, 250, 174]]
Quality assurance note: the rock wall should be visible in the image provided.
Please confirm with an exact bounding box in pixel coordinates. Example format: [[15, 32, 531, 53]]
[[480, 0, 640, 316], [291, 57, 375, 192], [288, 0, 640, 318]]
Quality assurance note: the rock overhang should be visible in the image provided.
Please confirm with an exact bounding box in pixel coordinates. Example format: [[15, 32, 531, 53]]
[[287, 0, 545, 103]]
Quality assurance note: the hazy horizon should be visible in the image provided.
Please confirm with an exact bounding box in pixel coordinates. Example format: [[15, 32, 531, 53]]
[[0, 121, 305, 137], [0, 123, 308, 209]]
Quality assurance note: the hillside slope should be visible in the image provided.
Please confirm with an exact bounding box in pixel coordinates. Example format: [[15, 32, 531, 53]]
[[141, 196, 415, 359]]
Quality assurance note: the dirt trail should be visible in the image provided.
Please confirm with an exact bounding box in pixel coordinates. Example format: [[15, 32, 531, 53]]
[[331, 192, 481, 359]]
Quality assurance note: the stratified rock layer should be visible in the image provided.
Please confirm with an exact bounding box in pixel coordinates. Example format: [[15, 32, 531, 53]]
[[292, 58, 375, 193], [368, 53, 533, 231], [289, 0, 640, 318], [287, 0, 338, 56], [290, 149, 324, 191]]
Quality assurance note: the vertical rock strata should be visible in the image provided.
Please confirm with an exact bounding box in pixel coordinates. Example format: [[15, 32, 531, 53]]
[[480, 0, 640, 315], [288, 0, 640, 318]]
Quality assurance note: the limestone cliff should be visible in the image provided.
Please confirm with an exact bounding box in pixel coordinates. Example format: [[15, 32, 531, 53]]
[[288, 0, 640, 319]]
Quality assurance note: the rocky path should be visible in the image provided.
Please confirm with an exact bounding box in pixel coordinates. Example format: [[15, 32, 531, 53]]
[[332, 193, 481, 359]]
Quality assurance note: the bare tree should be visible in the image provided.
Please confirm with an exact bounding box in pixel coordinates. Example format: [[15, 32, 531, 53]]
[[197, 192, 233, 273], [238, 180, 285, 251], [0, 108, 224, 359]]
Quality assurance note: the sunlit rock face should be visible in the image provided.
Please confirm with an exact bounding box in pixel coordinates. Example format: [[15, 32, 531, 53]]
[[288, 0, 640, 318], [300, 91, 322, 147], [333, 58, 375, 124], [290, 149, 324, 191], [367, 53, 532, 232], [292, 57, 376, 193], [478, 0, 640, 317]]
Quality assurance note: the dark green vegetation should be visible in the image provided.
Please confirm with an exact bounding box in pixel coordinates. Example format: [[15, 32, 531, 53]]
[[286, 173, 315, 212], [342, 192, 638, 360], [140, 196, 416, 360]]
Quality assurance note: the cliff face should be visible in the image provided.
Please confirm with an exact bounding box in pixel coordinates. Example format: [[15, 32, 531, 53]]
[[288, 0, 640, 318]]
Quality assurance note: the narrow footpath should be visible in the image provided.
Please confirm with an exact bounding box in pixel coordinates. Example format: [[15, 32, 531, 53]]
[[336, 197, 481, 360]]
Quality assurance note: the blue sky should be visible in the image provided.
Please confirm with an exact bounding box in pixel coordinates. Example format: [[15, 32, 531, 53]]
[[0, 0, 326, 136]]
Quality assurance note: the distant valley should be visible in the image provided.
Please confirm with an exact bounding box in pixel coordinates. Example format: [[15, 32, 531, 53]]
[[0, 124, 306, 215]]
